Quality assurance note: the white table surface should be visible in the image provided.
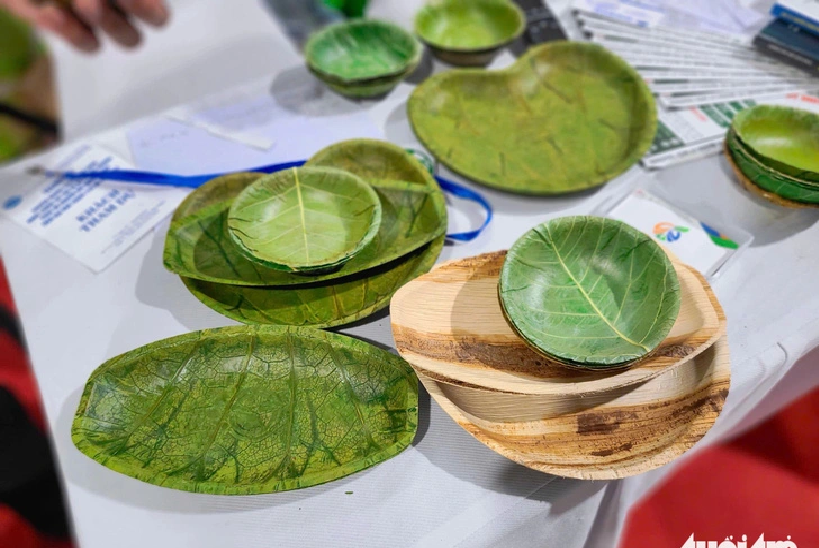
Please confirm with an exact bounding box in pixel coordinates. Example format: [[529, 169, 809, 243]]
[[4, 1, 819, 547]]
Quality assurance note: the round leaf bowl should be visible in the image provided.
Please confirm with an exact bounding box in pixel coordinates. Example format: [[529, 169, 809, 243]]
[[499, 217, 681, 368], [414, 0, 526, 67], [227, 166, 382, 273], [305, 19, 421, 97], [408, 41, 657, 195], [732, 104, 819, 183]]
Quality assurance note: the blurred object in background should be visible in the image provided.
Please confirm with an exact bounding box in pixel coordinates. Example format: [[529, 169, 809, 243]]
[[262, 0, 372, 50], [0, 9, 59, 165]]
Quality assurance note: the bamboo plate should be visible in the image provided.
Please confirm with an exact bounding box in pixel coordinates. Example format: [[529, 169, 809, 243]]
[[725, 140, 819, 210], [390, 251, 725, 408], [417, 334, 730, 480]]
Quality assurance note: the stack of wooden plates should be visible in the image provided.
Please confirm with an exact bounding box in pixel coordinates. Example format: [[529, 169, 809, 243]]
[[390, 217, 729, 480], [163, 139, 447, 329], [726, 105, 819, 209]]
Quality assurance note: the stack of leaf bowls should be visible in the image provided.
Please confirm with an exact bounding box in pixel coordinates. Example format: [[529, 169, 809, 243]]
[[726, 104, 819, 208], [390, 216, 730, 480], [305, 19, 422, 99], [163, 139, 448, 328]]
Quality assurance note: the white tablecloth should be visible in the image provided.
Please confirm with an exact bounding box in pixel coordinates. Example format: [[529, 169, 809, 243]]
[[3, 1, 819, 547]]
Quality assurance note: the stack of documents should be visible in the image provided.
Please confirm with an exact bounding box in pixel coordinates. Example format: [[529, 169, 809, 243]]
[[571, 1, 819, 168]]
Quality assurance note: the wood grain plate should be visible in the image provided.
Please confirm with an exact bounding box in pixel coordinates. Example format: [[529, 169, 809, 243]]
[[390, 251, 725, 411], [418, 335, 730, 480]]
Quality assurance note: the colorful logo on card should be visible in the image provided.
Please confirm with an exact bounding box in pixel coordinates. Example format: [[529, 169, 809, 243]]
[[653, 222, 688, 242]]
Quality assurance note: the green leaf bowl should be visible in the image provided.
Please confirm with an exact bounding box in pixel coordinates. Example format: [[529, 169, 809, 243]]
[[408, 41, 657, 195], [732, 104, 819, 183], [179, 139, 446, 328], [227, 166, 382, 273], [414, 0, 526, 66], [727, 130, 819, 204], [499, 217, 681, 368], [72, 325, 418, 495], [305, 19, 421, 85], [163, 141, 446, 287]]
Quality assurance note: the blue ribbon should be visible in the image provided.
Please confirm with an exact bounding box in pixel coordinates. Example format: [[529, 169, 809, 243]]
[[45, 160, 493, 242]]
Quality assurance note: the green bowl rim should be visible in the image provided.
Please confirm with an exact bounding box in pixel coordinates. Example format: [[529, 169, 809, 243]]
[[305, 18, 422, 85], [413, 0, 526, 53], [728, 129, 819, 189]]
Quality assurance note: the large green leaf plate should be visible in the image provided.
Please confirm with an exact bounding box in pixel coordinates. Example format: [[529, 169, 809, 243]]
[[227, 167, 382, 273], [727, 130, 819, 204], [408, 42, 657, 194], [164, 147, 446, 287], [414, 0, 525, 66], [180, 139, 447, 328], [305, 19, 421, 84], [732, 105, 819, 183], [71, 325, 418, 495], [499, 217, 680, 368]]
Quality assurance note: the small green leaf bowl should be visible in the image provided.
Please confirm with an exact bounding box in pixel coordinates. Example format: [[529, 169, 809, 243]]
[[305, 19, 421, 98], [227, 166, 382, 274], [727, 129, 819, 205], [499, 216, 681, 369], [732, 104, 819, 183], [414, 0, 526, 66]]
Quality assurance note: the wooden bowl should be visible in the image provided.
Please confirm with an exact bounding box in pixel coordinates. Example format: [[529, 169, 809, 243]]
[[417, 333, 730, 480], [390, 251, 725, 420]]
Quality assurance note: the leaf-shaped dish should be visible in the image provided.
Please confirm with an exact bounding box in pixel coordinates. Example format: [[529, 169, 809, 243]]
[[414, 0, 526, 67], [408, 42, 657, 194], [183, 238, 444, 328], [724, 139, 819, 210], [732, 104, 819, 183], [727, 130, 819, 204], [72, 326, 418, 494], [227, 167, 381, 273], [499, 217, 680, 368], [165, 176, 445, 286], [417, 334, 729, 480], [391, 251, 724, 418], [305, 19, 421, 84], [180, 139, 447, 328]]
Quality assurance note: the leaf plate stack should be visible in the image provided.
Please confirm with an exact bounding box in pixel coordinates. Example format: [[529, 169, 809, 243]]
[[164, 139, 447, 328], [390, 216, 730, 480], [726, 104, 819, 208]]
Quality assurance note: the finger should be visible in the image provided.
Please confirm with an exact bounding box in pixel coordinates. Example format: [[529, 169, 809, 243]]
[[73, 0, 142, 48], [32, 4, 100, 52], [116, 0, 169, 27]]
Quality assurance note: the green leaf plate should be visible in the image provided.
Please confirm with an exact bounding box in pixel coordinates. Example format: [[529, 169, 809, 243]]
[[178, 139, 447, 328], [499, 217, 680, 368], [163, 145, 446, 287], [732, 104, 819, 183], [227, 167, 381, 273], [305, 19, 421, 84], [727, 130, 819, 204], [414, 0, 525, 66], [72, 325, 418, 495], [408, 41, 657, 195]]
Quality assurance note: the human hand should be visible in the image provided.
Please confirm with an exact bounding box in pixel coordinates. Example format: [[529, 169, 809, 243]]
[[0, 0, 170, 52]]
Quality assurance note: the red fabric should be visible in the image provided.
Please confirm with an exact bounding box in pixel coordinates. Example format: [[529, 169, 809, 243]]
[[621, 387, 819, 547], [0, 264, 16, 315], [0, 505, 72, 548], [0, 332, 45, 431]]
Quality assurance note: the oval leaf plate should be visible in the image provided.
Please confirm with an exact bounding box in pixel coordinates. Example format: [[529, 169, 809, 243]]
[[72, 326, 418, 495], [408, 42, 657, 194], [227, 167, 381, 272], [732, 104, 819, 183], [164, 174, 446, 286], [180, 139, 446, 328], [499, 217, 680, 367]]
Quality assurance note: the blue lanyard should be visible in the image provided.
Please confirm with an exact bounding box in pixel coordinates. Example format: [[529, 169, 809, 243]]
[[43, 160, 493, 242]]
